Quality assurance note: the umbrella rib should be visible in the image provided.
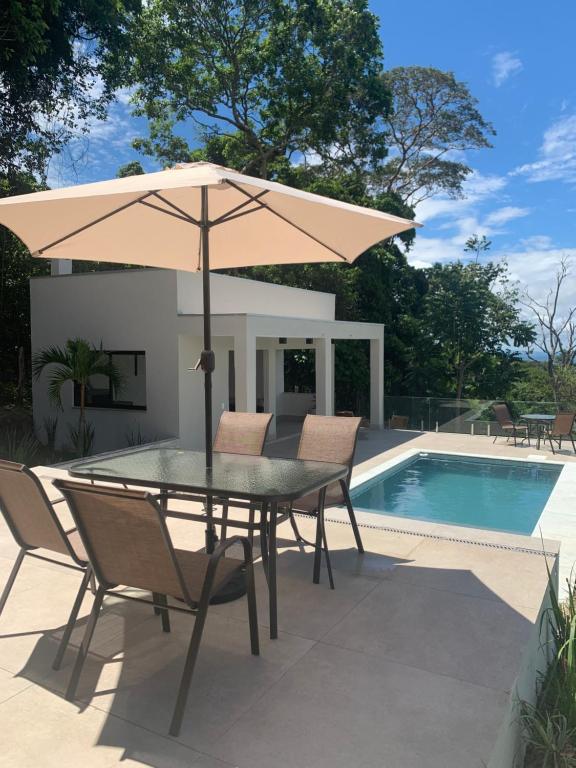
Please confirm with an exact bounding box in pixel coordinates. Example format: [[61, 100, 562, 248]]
[[151, 192, 201, 226], [139, 199, 198, 225], [225, 180, 348, 262], [34, 192, 156, 255], [210, 190, 269, 226]]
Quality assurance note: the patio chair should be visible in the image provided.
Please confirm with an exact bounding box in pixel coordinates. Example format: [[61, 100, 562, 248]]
[[214, 411, 273, 544], [492, 403, 530, 447], [0, 460, 93, 671], [545, 412, 576, 454], [289, 415, 364, 589], [53, 479, 259, 738]]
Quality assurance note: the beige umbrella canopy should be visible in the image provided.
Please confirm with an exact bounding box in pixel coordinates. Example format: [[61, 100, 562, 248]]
[[0, 161, 419, 485], [0, 161, 419, 268]]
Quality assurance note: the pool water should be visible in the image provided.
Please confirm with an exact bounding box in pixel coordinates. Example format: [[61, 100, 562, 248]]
[[350, 453, 562, 535]]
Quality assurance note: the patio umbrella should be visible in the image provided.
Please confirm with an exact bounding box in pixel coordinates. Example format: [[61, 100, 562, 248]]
[[0, 162, 419, 553]]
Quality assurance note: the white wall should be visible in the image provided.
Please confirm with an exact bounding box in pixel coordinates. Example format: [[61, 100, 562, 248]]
[[177, 271, 335, 320], [31, 269, 182, 453]]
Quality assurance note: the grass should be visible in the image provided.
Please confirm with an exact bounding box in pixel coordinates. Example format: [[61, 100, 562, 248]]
[[522, 563, 576, 767]]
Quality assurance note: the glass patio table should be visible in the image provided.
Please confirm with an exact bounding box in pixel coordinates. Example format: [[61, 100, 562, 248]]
[[520, 413, 556, 450], [69, 446, 349, 639]]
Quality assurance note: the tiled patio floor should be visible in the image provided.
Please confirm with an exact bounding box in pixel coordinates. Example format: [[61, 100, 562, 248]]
[[0, 430, 563, 767]]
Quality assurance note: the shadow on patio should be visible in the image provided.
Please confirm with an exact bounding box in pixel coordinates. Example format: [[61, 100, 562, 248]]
[[0, 522, 548, 768]]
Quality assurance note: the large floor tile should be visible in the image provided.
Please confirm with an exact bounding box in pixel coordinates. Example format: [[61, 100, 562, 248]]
[[210, 548, 380, 640], [323, 578, 535, 691], [0, 666, 33, 704], [0, 685, 230, 768], [210, 642, 508, 768], [391, 538, 552, 613], [73, 609, 314, 754]]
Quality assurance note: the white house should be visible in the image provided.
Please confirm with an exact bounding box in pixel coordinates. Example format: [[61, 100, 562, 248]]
[[30, 267, 384, 452]]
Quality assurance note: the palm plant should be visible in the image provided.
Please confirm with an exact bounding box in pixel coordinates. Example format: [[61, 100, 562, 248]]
[[32, 339, 123, 455]]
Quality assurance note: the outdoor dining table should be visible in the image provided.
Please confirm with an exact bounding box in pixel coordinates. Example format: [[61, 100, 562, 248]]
[[520, 413, 556, 450], [69, 446, 349, 639]]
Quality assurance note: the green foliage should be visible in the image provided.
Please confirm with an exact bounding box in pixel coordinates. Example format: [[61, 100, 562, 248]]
[[0, 0, 141, 178], [412, 261, 535, 399], [522, 567, 576, 767], [117, 161, 145, 177], [0, 175, 50, 402], [127, 0, 388, 178], [0, 426, 41, 464], [32, 338, 123, 451]]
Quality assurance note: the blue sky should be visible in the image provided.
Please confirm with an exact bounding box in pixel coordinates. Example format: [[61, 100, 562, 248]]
[[48, 0, 576, 311]]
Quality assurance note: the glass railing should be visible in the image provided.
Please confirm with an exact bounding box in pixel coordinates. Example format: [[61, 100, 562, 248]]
[[383, 396, 574, 436]]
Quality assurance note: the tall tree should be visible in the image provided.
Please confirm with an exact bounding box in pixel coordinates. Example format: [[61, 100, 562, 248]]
[[127, 0, 388, 178], [372, 67, 495, 204], [522, 257, 576, 403], [414, 261, 534, 399], [0, 0, 141, 179]]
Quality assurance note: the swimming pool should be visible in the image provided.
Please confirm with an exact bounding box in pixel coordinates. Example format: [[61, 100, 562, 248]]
[[350, 453, 563, 535]]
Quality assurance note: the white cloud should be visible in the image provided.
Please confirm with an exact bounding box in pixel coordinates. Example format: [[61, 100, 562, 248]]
[[484, 206, 530, 226], [512, 114, 576, 184], [492, 51, 523, 87]]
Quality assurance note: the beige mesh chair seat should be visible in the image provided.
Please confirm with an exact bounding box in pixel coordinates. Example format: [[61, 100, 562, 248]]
[[290, 415, 364, 589], [545, 412, 576, 454], [54, 479, 259, 738], [0, 460, 93, 672], [492, 403, 530, 447]]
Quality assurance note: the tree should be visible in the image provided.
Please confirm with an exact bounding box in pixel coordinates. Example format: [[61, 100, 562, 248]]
[[0, 174, 50, 404], [415, 261, 535, 399], [522, 257, 576, 403], [464, 234, 492, 263], [372, 67, 495, 204], [0, 0, 141, 178], [117, 161, 145, 178], [32, 339, 122, 455], [127, 0, 388, 178]]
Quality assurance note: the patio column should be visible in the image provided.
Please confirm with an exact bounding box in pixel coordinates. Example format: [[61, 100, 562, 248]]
[[315, 337, 333, 416], [370, 334, 384, 427], [264, 348, 277, 439], [234, 325, 256, 413]]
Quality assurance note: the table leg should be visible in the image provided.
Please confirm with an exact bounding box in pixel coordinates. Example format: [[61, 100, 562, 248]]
[[268, 501, 278, 640], [205, 494, 218, 554], [260, 502, 269, 580]]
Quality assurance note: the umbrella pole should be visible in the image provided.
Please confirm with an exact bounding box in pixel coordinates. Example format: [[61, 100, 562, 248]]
[[200, 185, 216, 553]]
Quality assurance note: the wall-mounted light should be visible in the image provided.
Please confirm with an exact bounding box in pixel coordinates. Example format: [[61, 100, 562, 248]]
[[279, 337, 287, 344]]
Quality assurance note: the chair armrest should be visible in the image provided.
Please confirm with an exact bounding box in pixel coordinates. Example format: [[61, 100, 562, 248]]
[[209, 535, 253, 569]]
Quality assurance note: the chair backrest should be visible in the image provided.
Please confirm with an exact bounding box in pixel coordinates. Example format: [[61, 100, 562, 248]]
[[213, 411, 272, 456], [0, 459, 78, 559], [493, 403, 513, 428], [551, 412, 576, 437], [53, 480, 191, 602], [297, 415, 361, 477]]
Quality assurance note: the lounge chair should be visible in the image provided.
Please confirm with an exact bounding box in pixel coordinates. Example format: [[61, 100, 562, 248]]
[[53, 479, 259, 737], [492, 403, 530, 446], [545, 412, 576, 454], [289, 415, 364, 589], [0, 460, 93, 671]]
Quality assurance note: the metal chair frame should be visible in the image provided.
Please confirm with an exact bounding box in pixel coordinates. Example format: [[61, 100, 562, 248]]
[[0, 461, 94, 671], [545, 412, 576, 454], [288, 417, 364, 590], [54, 479, 259, 737], [492, 404, 530, 447]]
